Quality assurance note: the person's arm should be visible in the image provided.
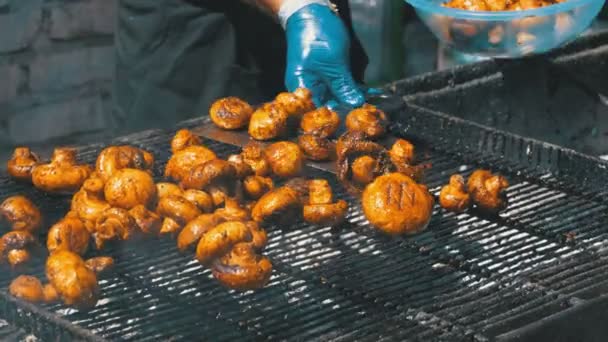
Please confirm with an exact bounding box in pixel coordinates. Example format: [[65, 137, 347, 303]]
[[244, 0, 365, 108]]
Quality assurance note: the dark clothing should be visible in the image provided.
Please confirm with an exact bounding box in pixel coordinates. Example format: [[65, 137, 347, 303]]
[[114, 0, 368, 132]]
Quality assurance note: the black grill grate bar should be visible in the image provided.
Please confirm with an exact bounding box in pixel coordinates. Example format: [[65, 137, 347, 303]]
[[104, 239, 420, 340]]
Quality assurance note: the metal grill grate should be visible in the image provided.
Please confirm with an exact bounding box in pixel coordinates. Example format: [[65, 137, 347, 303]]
[[0, 99, 607, 341]]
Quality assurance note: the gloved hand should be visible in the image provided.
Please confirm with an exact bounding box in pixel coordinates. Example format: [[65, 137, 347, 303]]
[[280, 1, 366, 108]]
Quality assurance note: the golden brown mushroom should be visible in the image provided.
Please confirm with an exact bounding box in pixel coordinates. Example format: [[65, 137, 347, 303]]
[[0, 231, 37, 269], [212, 243, 273, 291], [195, 221, 252, 266], [177, 214, 224, 252], [243, 175, 274, 200], [9, 275, 45, 303], [156, 182, 184, 199], [248, 103, 289, 141], [85, 256, 115, 276], [298, 133, 334, 161], [0, 195, 42, 233], [156, 195, 202, 235], [47, 214, 90, 255], [244, 221, 268, 251], [345, 104, 388, 139], [93, 207, 137, 249], [227, 154, 254, 179], [274, 87, 315, 118], [210, 97, 254, 130], [252, 186, 301, 226], [95, 146, 154, 181], [43, 283, 59, 303], [336, 131, 392, 193], [388, 139, 427, 181], [31, 148, 92, 193], [170, 129, 203, 154], [303, 180, 349, 227], [165, 145, 217, 183], [439, 174, 472, 213], [300, 107, 340, 138], [104, 168, 157, 210], [351, 155, 379, 185], [389, 139, 415, 167], [362, 173, 434, 235], [181, 159, 238, 206], [183, 189, 214, 213], [264, 141, 303, 178], [241, 143, 271, 177], [467, 170, 509, 213], [71, 175, 111, 232], [214, 198, 250, 222], [7, 147, 40, 182], [46, 250, 99, 309], [129, 205, 163, 235]]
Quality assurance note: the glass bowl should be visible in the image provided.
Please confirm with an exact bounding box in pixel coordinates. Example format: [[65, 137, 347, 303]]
[[406, 0, 606, 58]]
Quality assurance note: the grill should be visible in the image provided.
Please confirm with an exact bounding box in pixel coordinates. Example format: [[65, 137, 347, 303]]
[[2, 31, 608, 342], [388, 29, 608, 157], [1, 100, 608, 341]]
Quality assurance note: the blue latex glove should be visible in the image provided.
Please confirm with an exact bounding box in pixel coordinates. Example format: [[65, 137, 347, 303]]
[[283, 3, 365, 108]]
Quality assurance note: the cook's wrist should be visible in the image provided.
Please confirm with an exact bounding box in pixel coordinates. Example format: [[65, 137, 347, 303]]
[[278, 0, 334, 28]]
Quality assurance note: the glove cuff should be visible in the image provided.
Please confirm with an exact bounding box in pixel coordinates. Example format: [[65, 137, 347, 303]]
[[278, 0, 335, 28]]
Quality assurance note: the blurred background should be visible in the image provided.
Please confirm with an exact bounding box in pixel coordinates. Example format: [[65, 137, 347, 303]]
[[0, 0, 607, 165]]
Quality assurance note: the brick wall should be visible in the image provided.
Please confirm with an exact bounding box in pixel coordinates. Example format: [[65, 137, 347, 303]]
[[0, 0, 116, 148]]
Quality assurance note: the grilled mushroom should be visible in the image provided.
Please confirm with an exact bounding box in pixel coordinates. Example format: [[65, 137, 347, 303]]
[[467, 170, 509, 213], [177, 214, 224, 252], [46, 250, 99, 309], [195, 221, 252, 266], [210, 97, 254, 130], [252, 186, 301, 226], [275, 88, 315, 116], [248, 103, 289, 141], [0, 196, 42, 233], [212, 243, 273, 291], [104, 168, 157, 210], [183, 189, 214, 213], [214, 197, 250, 222], [9, 275, 46, 303], [7, 147, 40, 182], [303, 180, 348, 227], [47, 213, 90, 256], [345, 104, 388, 139], [241, 143, 271, 177], [165, 145, 217, 183], [156, 182, 184, 199], [71, 175, 111, 232], [264, 141, 303, 178], [156, 195, 202, 236], [32, 148, 92, 193], [336, 131, 392, 193], [362, 173, 434, 235], [243, 175, 274, 200], [351, 155, 379, 185], [95, 146, 154, 181], [85, 256, 115, 276], [93, 208, 137, 249], [300, 107, 340, 138], [298, 133, 334, 161], [227, 154, 254, 179], [388, 139, 426, 181], [439, 174, 471, 213], [0, 231, 37, 269], [129, 205, 163, 235], [181, 159, 238, 207], [170, 129, 202, 154]]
